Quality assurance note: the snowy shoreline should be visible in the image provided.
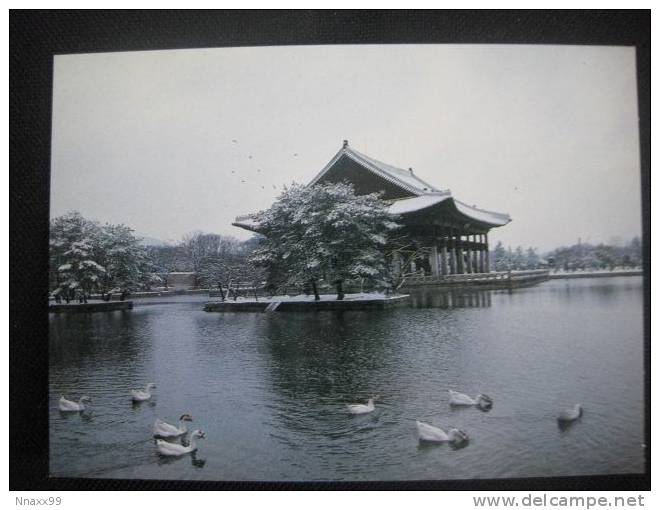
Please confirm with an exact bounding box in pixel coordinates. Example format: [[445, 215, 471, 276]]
[[204, 293, 410, 312], [209, 292, 400, 303], [49, 301, 134, 313]]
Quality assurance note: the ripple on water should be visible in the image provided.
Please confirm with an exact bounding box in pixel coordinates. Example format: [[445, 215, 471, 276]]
[[50, 281, 645, 480]]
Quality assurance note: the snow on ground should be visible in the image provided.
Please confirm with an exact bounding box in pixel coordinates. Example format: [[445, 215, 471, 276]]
[[551, 267, 642, 275], [213, 292, 404, 303]]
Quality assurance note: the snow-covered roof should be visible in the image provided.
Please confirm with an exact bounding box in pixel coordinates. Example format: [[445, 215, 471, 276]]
[[308, 143, 440, 195], [235, 193, 510, 232], [388, 194, 510, 227], [234, 141, 511, 231], [452, 200, 511, 227], [388, 193, 451, 214]]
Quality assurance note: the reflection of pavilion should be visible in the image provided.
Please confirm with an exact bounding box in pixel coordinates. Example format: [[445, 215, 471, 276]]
[[407, 289, 493, 309], [234, 140, 511, 276]]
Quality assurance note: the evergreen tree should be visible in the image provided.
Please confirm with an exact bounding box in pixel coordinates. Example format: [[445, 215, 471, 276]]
[[49, 211, 104, 302], [525, 247, 540, 269], [99, 224, 157, 296], [50, 212, 160, 301], [250, 182, 400, 300], [491, 241, 509, 271]]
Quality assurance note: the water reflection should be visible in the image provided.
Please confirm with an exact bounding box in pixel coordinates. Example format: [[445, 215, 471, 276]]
[[407, 289, 492, 309], [50, 309, 145, 382], [558, 416, 583, 433], [155, 447, 207, 469], [258, 312, 395, 399], [49, 279, 645, 481], [547, 277, 640, 304]]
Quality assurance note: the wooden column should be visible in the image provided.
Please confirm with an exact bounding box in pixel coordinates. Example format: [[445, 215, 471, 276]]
[[440, 236, 448, 276]]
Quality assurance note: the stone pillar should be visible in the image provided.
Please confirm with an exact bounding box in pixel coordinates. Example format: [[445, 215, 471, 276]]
[[430, 244, 439, 276], [465, 235, 473, 273], [449, 231, 457, 274], [440, 241, 448, 276], [473, 235, 481, 273], [485, 233, 490, 273], [456, 234, 465, 274]]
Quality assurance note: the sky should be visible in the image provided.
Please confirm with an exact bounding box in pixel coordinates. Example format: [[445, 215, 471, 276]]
[[51, 44, 642, 252]]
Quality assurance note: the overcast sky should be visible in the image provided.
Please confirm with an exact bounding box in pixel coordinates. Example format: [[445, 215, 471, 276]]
[[51, 44, 641, 251]]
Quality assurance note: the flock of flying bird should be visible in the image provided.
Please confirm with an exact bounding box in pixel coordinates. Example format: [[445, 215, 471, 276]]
[[228, 138, 297, 192], [58, 384, 582, 457]]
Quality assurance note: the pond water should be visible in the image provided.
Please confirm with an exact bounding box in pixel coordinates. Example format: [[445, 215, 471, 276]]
[[49, 277, 646, 481]]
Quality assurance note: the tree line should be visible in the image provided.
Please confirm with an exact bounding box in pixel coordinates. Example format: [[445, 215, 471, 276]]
[[50, 188, 643, 303], [49, 212, 159, 302], [50, 212, 259, 302], [490, 238, 642, 272], [49, 184, 409, 302]]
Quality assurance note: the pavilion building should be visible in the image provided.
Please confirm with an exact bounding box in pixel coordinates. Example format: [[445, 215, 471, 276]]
[[233, 140, 511, 276]]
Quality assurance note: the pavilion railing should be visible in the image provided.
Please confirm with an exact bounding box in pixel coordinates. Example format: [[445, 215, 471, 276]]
[[402, 269, 550, 286]]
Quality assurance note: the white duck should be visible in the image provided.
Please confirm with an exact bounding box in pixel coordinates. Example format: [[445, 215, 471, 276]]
[[448, 390, 493, 410], [153, 414, 193, 438], [130, 383, 156, 402], [347, 397, 376, 415], [156, 429, 205, 456], [58, 395, 91, 412], [416, 421, 469, 444], [557, 404, 582, 423]]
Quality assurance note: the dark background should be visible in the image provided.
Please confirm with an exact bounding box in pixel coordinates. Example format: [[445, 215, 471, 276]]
[[10, 10, 650, 490]]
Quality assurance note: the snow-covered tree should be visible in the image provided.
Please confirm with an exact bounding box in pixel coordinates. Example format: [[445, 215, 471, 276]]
[[181, 231, 242, 272], [50, 212, 160, 301], [49, 212, 105, 302], [145, 244, 182, 289], [385, 243, 431, 291], [491, 241, 509, 271], [512, 246, 526, 270], [56, 239, 106, 303], [98, 224, 156, 296], [525, 247, 540, 269], [250, 182, 401, 300]]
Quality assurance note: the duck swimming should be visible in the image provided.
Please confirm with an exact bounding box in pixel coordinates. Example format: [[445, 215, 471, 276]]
[[58, 395, 91, 412], [130, 383, 156, 402], [156, 429, 205, 456], [416, 421, 469, 445], [346, 397, 376, 415], [153, 414, 193, 438], [448, 390, 493, 410], [557, 404, 582, 423]]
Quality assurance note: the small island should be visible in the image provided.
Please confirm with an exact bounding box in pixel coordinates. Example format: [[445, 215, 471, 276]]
[[204, 293, 410, 312]]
